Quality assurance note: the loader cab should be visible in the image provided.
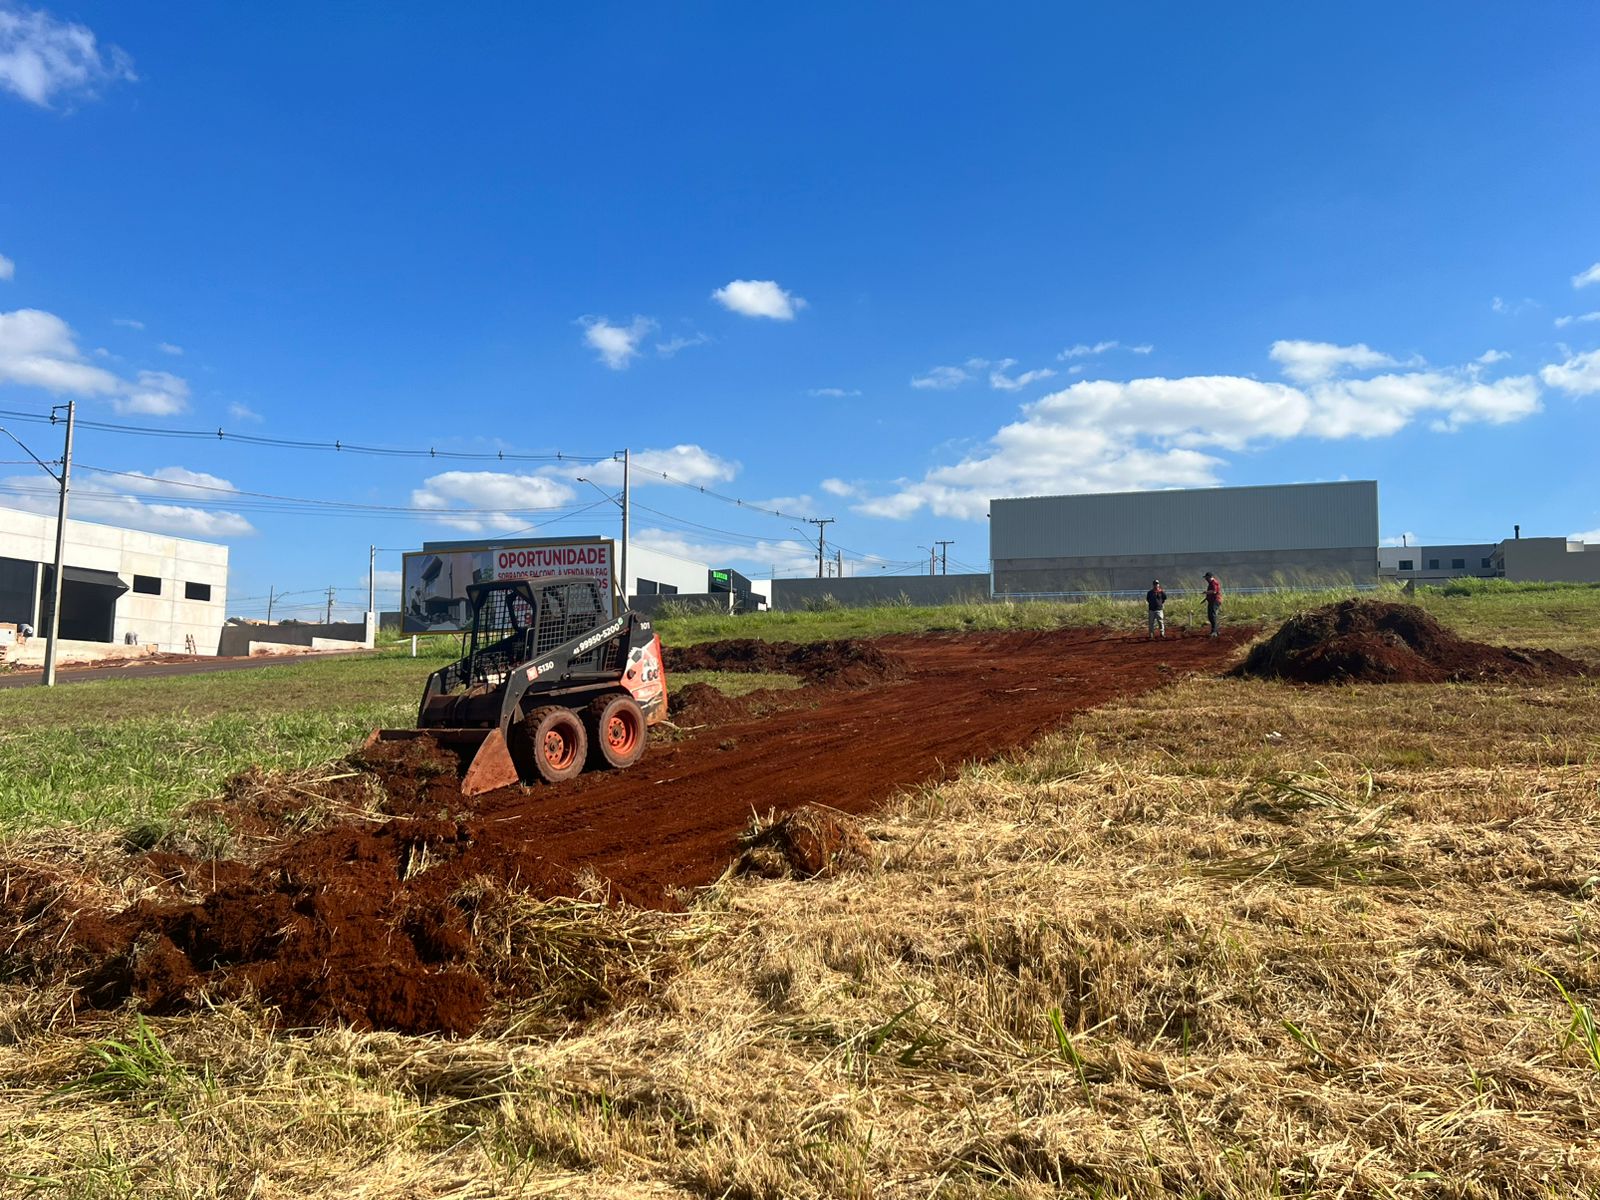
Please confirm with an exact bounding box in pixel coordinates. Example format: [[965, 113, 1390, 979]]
[[461, 576, 613, 686]]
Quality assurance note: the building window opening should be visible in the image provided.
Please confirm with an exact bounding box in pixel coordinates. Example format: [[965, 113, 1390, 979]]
[[1481, 558, 1492, 569], [1428, 558, 1440, 570], [659, 584, 678, 595], [133, 575, 161, 595], [635, 578, 658, 595], [1451, 558, 1466, 570], [184, 581, 212, 601], [1398, 559, 1414, 571]]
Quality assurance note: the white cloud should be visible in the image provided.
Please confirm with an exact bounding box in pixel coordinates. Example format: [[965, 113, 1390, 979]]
[[1491, 296, 1537, 316], [633, 527, 816, 576], [0, 252, 12, 281], [911, 364, 973, 390], [808, 387, 861, 398], [1540, 348, 1600, 396], [1475, 349, 1510, 364], [1268, 339, 1400, 384], [413, 443, 740, 532], [820, 477, 859, 498], [1554, 312, 1600, 329], [857, 342, 1550, 521], [579, 315, 655, 369], [655, 331, 710, 358], [116, 369, 189, 416], [0, 464, 254, 538], [410, 471, 579, 533], [988, 359, 1056, 391], [1057, 340, 1157, 361], [0, 5, 135, 108], [581, 443, 739, 489], [1571, 528, 1600, 544], [0, 307, 122, 395], [711, 279, 806, 320], [157, 341, 182, 356], [112, 317, 144, 330], [1306, 372, 1540, 438], [1572, 263, 1600, 289], [227, 402, 263, 423]]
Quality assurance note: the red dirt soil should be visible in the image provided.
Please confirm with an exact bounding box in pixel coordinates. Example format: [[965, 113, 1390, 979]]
[[8, 626, 1250, 1036], [1234, 599, 1587, 684]]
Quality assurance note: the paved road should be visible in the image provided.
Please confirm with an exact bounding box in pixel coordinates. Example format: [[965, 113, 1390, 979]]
[[0, 650, 375, 689]]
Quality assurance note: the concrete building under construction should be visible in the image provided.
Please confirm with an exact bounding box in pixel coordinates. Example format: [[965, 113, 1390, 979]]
[[0, 505, 229, 655]]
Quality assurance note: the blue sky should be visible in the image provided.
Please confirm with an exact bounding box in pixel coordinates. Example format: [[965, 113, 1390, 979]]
[[2, 2, 1597, 616]]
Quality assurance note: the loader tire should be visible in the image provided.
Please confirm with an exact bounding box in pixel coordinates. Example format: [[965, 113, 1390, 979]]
[[585, 694, 647, 771], [510, 706, 588, 784]]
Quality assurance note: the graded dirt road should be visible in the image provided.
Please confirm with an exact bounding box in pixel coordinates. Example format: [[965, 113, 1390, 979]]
[[463, 625, 1254, 904]]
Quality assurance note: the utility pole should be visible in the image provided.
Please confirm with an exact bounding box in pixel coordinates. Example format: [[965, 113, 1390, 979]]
[[325, 586, 336, 624], [935, 539, 955, 576], [805, 517, 835, 579], [266, 585, 275, 623], [619, 448, 630, 607], [41, 400, 76, 688], [836, 549, 842, 579]]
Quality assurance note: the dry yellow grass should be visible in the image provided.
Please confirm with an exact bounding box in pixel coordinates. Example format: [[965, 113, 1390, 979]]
[[1, 675, 1598, 1197]]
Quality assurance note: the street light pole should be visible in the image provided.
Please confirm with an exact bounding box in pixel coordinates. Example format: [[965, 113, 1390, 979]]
[[620, 448, 630, 607], [42, 400, 76, 688]]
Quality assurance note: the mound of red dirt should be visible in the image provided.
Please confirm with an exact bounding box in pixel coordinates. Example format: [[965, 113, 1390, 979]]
[[1235, 599, 1587, 684], [664, 638, 904, 686]]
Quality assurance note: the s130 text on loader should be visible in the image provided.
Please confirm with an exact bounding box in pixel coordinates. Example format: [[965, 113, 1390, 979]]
[[369, 576, 668, 795]]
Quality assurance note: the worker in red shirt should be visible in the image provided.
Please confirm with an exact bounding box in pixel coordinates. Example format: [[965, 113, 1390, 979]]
[[1203, 571, 1222, 637]]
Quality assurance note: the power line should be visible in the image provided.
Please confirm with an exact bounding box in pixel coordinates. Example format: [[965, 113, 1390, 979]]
[[0, 406, 611, 464]]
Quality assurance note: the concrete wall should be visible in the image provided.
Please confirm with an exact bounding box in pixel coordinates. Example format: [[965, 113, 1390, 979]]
[[1501, 537, 1600, 583], [771, 574, 991, 610], [0, 505, 229, 654], [993, 546, 1377, 595], [218, 621, 368, 657]]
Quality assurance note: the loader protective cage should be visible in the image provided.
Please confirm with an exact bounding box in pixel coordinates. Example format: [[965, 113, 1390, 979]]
[[434, 578, 622, 699]]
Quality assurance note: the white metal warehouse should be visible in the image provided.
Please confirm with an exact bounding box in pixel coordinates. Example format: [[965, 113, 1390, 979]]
[[990, 481, 1380, 595]]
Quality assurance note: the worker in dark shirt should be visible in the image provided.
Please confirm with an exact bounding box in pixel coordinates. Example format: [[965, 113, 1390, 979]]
[[1145, 579, 1166, 639], [1203, 571, 1223, 637]]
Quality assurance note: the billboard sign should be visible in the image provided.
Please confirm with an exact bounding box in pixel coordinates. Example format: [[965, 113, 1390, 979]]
[[401, 540, 614, 634]]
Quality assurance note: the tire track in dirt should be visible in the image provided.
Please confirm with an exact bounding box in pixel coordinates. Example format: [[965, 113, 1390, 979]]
[[469, 626, 1253, 903]]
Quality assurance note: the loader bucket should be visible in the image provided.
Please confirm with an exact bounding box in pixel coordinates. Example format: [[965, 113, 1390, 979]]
[[363, 726, 523, 797]]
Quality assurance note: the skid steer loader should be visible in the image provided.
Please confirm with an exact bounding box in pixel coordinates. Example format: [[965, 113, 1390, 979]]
[[368, 576, 667, 795]]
